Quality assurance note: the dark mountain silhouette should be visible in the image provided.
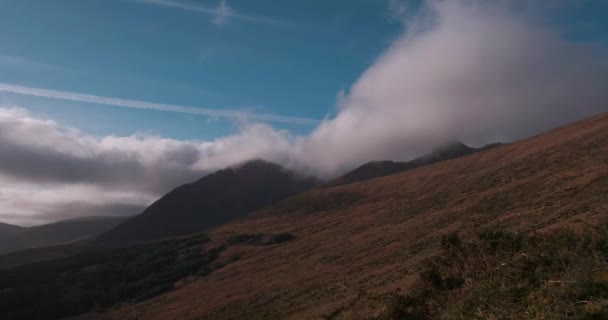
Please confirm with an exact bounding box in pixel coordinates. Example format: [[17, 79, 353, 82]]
[[0, 216, 128, 254], [325, 141, 503, 187], [0, 222, 24, 240], [95, 160, 319, 246]]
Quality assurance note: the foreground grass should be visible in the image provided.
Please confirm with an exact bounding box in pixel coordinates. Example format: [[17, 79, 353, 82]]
[[0, 232, 294, 320], [375, 224, 608, 319]]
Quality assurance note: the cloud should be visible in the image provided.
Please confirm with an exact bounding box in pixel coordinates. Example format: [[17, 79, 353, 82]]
[[133, 0, 286, 26], [293, 0, 608, 175], [0, 83, 319, 126], [387, 0, 414, 23], [2, 0, 608, 225], [0, 106, 298, 225], [0, 183, 150, 226], [0, 107, 297, 193]]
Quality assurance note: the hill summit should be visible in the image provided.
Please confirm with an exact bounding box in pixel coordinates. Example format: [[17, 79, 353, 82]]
[[95, 160, 319, 246], [326, 141, 502, 187]]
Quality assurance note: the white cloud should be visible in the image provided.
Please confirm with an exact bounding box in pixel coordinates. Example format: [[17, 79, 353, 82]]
[[0, 183, 151, 226], [0, 106, 297, 192], [0, 106, 297, 225], [292, 0, 608, 175]]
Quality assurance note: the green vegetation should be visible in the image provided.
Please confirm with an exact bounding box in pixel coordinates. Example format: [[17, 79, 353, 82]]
[[375, 224, 608, 319], [0, 233, 224, 320]]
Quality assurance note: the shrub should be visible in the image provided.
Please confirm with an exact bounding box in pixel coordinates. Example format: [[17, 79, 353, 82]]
[[228, 233, 295, 246], [228, 234, 263, 245], [266, 233, 295, 244], [379, 225, 608, 320]]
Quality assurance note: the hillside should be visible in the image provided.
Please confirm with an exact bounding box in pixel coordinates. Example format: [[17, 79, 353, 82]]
[[0, 222, 24, 239], [0, 216, 128, 254], [1, 113, 606, 320], [94, 160, 319, 246], [75, 113, 607, 320], [325, 141, 502, 187]]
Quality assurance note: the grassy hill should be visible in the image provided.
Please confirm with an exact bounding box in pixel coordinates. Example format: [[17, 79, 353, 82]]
[[1, 113, 607, 320], [89, 113, 606, 320]]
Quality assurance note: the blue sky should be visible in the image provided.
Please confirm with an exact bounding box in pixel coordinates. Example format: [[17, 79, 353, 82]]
[[0, 0, 406, 140], [1, 0, 607, 140]]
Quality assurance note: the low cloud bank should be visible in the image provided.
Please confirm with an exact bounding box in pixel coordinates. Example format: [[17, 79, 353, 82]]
[[0, 107, 293, 225]]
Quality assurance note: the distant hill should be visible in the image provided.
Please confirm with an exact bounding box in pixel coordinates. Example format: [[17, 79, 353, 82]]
[[325, 141, 503, 187], [0, 216, 128, 254], [0, 222, 25, 240], [95, 160, 319, 246]]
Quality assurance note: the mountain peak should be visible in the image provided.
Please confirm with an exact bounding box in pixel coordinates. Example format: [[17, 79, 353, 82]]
[[325, 140, 502, 187], [420, 141, 474, 161], [226, 159, 284, 171], [95, 160, 319, 246]]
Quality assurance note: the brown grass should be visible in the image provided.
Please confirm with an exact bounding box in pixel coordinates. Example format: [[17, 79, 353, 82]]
[[79, 113, 608, 320]]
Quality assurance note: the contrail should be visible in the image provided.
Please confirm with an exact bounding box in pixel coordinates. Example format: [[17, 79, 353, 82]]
[[132, 0, 288, 26], [0, 83, 320, 126]]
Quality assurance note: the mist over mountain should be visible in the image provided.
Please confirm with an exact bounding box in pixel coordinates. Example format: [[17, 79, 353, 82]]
[[326, 141, 503, 187]]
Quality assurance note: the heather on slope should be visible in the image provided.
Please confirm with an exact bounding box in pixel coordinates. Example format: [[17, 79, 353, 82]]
[[369, 225, 608, 320]]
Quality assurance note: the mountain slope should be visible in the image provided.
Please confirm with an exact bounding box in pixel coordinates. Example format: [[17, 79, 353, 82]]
[[325, 141, 502, 187], [95, 160, 319, 246], [0, 216, 128, 254], [0, 222, 24, 239], [83, 113, 608, 320]]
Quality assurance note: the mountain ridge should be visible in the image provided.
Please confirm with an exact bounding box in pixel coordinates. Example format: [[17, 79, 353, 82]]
[[0, 222, 25, 240], [80, 112, 608, 320], [0, 216, 128, 254], [94, 159, 320, 246], [324, 141, 503, 187]]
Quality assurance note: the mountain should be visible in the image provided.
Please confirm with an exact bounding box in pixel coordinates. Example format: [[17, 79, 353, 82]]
[[95, 160, 319, 246], [0, 222, 24, 239], [71, 113, 607, 320], [0, 216, 128, 254], [325, 141, 503, 187], [2, 113, 607, 320]]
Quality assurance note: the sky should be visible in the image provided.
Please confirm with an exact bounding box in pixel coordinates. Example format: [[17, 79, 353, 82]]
[[1, 0, 608, 226]]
